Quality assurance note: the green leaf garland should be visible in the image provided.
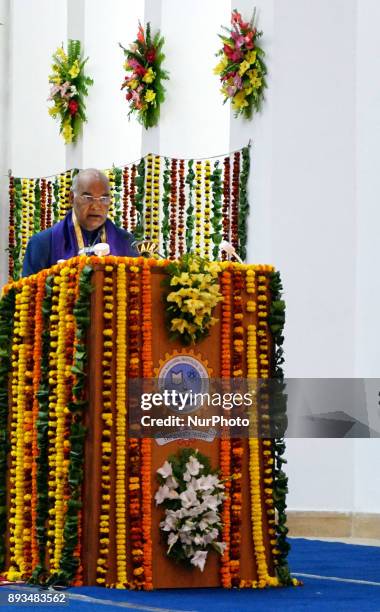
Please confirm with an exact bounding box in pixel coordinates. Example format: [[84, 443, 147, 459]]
[[210, 160, 223, 260], [0, 289, 15, 569], [237, 145, 250, 261]]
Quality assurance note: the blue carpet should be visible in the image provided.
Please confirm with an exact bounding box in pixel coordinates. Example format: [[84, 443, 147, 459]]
[[0, 538, 379, 612]]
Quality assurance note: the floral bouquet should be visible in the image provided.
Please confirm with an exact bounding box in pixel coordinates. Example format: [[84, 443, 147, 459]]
[[163, 254, 223, 346], [120, 22, 169, 129], [155, 449, 226, 571], [214, 8, 267, 119], [48, 40, 93, 144]]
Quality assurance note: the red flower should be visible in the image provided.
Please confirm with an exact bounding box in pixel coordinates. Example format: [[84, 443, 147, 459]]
[[134, 64, 147, 77], [146, 48, 156, 63], [68, 99, 79, 115], [126, 92, 133, 101], [137, 23, 145, 43]]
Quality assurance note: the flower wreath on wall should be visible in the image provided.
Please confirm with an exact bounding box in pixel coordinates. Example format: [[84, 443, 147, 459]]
[[48, 40, 93, 144], [155, 449, 226, 572], [214, 8, 267, 119], [120, 22, 169, 129]]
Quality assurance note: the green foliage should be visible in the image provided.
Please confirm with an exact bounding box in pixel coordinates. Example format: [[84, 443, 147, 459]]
[[47, 265, 93, 586], [267, 270, 294, 586], [29, 275, 53, 583], [237, 145, 250, 261], [185, 160, 195, 254], [113, 167, 123, 228], [162, 157, 171, 257], [134, 157, 146, 241], [0, 289, 15, 569], [210, 160, 223, 259]]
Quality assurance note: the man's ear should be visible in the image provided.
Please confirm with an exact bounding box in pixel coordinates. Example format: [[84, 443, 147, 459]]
[[69, 190, 74, 204]]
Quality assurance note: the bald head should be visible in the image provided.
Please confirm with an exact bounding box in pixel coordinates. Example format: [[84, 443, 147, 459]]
[[70, 168, 111, 231], [71, 168, 109, 194]]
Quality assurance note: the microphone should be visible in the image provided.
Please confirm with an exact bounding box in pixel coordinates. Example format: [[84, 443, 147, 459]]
[[219, 240, 243, 264]]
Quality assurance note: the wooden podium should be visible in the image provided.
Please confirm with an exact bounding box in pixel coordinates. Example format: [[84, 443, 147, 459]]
[[0, 256, 293, 590]]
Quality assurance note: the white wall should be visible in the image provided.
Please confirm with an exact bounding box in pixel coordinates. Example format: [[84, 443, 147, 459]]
[[8, 0, 67, 177], [1, 0, 379, 514]]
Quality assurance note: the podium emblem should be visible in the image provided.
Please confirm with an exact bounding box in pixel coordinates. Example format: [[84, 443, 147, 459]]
[[156, 351, 211, 415]]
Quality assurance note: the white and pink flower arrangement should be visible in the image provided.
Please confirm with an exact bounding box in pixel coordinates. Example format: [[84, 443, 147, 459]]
[[155, 449, 226, 571]]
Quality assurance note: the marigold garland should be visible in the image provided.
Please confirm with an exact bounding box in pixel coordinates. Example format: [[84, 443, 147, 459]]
[[115, 263, 128, 587], [8, 176, 15, 278], [203, 161, 211, 259], [96, 265, 114, 585], [195, 161, 202, 256], [185, 160, 195, 253], [162, 158, 171, 257], [222, 157, 231, 259], [219, 269, 232, 587], [169, 159, 178, 259], [152, 156, 161, 244], [144, 154, 153, 240], [231, 152, 240, 253], [178, 159, 186, 256]]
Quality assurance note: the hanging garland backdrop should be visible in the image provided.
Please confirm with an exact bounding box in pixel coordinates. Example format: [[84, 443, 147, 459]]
[[7, 146, 250, 280]]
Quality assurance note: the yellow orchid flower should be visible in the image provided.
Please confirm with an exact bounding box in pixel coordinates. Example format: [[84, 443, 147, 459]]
[[128, 79, 138, 90], [170, 318, 192, 334], [238, 60, 250, 76], [183, 299, 206, 316], [69, 59, 80, 79], [232, 90, 249, 109], [48, 105, 60, 118], [246, 50, 257, 65], [170, 272, 191, 286], [143, 67, 156, 83], [166, 292, 183, 306], [56, 47, 67, 61], [62, 120, 73, 144], [214, 56, 228, 75]]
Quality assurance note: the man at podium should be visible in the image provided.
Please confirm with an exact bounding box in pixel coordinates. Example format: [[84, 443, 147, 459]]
[[22, 168, 138, 276]]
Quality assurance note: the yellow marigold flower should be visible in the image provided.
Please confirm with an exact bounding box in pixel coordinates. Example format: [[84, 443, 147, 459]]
[[145, 89, 156, 104], [143, 67, 156, 83], [68, 59, 81, 79]]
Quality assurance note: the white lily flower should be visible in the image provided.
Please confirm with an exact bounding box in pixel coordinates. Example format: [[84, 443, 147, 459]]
[[180, 487, 198, 509], [157, 460, 173, 479], [167, 532, 178, 553], [212, 541, 227, 555], [155, 484, 179, 505], [190, 549, 208, 572], [166, 475, 179, 489], [186, 455, 202, 477]]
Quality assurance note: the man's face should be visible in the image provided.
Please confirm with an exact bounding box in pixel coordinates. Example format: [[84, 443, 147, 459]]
[[71, 174, 111, 231]]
